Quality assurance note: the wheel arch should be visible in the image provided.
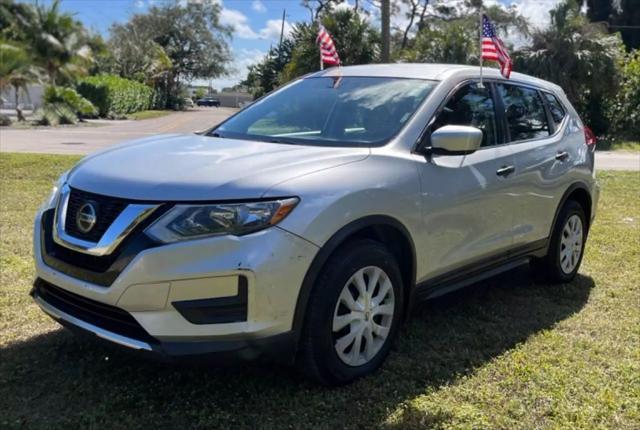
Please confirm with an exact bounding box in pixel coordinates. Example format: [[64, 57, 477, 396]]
[[291, 215, 417, 345], [551, 182, 593, 236]]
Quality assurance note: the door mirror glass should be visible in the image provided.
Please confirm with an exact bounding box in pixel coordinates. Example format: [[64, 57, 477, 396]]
[[431, 125, 483, 154]]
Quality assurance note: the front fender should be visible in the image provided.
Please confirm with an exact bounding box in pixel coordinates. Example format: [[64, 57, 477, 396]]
[[264, 153, 422, 248]]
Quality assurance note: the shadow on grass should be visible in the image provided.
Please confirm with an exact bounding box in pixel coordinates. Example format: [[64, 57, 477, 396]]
[[0, 266, 594, 429]]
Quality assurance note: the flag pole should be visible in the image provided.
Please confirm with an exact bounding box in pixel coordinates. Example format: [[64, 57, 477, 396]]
[[478, 10, 484, 88], [318, 21, 324, 71]]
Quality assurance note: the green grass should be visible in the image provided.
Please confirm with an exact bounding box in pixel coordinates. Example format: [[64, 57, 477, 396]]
[[597, 140, 640, 152], [127, 110, 172, 120], [1, 153, 639, 430]]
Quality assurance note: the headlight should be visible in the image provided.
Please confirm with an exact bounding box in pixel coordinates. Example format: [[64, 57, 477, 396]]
[[41, 171, 68, 211], [145, 197, 299, 243]]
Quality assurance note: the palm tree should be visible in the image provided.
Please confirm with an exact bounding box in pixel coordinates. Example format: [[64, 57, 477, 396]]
[[12, 0, 92, 85], [514, 0, 624, 134], [280, 9, 380, 83], [0, 41, 38, 121]]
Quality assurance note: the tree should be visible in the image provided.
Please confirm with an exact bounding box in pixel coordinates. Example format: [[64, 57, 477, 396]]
[[108, 0, 231, 108], [381, 0, 390, 61], [194, 88, 207, 100], [402, 21, 477, 64], [85, 33, 114, 76], [394, 0, 529, 64], [399, 0, 429, 50], [514, 0, 625, 135], [243, 39, 294, 98], [107, 24, 173, 88], [280, 9, 380, 82], [608, 50, 640, 139], [0, 41, 38, 121], [579, 0, 640, 51], [398, 1, 528, 64], [610, 0, 640, 51], [301, 0, 345, 21], [6, 0, 93, 85]]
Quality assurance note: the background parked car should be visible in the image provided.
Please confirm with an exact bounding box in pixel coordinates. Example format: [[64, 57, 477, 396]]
[[196, 97, 220, 107], [183, 97, 194, 109]]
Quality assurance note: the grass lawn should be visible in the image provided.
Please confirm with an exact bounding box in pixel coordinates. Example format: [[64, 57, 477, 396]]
[[127, 110, 172, 120], [1, 152, 639, 429], [597, 140, 640, 152]]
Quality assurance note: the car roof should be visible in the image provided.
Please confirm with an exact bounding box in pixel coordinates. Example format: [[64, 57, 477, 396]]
[[311, 63, 563, 94]]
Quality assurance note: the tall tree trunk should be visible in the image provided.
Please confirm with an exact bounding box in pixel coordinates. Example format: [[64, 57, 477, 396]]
[[401, 0, 419, 50], [381, 0, 390, 62], [14, 85, 25, 122], [417, 0, 429, 32]]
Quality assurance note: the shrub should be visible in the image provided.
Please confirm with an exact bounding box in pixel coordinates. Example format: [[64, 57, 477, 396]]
[[43, 86, 97, 117], [32, 103, 79, 126], [609, 50, 640, 140], [77, 74, 154, 118]]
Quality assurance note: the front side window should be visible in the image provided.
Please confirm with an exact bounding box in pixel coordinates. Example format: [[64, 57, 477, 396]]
[[498, 84, 550, 142], [432, 83, 498, 147], [213, 77, 437, 147]]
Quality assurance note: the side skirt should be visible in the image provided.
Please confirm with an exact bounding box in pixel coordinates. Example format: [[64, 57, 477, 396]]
[[415, 238, 548, 301]]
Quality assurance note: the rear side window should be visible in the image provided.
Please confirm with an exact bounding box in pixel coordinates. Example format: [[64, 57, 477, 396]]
[[543, 93, 566, 127], [497, 84, 550, 142], [432, 83, 497, 147]]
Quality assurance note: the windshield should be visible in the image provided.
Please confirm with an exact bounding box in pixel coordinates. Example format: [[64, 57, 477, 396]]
[[212, 77, 437, 147]]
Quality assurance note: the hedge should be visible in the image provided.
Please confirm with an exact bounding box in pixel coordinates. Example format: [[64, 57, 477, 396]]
[[77, 75, 154, 118]]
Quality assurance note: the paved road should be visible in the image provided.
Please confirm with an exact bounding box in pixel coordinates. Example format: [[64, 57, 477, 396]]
[[594, 150, 640, 171], [1, 109, 638, 170], [0, 107, 236, 155]]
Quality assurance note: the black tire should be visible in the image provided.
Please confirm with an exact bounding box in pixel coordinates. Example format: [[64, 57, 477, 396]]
[[531, 200, 588, 284], [298, 239, 404, 386]]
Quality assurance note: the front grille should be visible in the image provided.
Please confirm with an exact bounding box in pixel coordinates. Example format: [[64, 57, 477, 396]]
[[33, 279, 156, 344], [64, 187, 128, 242], [41, 209, 161, 287]]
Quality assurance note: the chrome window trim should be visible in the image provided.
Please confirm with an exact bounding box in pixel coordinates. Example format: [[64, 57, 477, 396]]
[[493, 82, 566, 145], [414, 78, 569, 154], [53, 184, 159, 256]]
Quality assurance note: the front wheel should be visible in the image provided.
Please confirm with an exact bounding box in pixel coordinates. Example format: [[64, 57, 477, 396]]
[[298, 240, 404, 385], [531, 200, 587, 284]]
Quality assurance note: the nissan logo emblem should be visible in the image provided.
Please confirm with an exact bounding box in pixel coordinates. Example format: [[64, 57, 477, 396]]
[[76, 202, 97, 233]]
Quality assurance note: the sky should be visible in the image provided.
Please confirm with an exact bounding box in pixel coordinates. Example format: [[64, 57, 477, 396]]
[[40, 0, 565, 90]]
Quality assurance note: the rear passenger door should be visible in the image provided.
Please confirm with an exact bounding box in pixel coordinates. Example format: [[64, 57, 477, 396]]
[[495, 83, 572, 248], [415, 81, 518, 278]]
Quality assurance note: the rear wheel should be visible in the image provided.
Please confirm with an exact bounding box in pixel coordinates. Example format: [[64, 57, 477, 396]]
[[298, 240, 404, 385], [531, 200, 587, 284]]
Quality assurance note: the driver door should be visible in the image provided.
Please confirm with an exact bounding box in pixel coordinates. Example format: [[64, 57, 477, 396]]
[[414, 81, 518, 280]]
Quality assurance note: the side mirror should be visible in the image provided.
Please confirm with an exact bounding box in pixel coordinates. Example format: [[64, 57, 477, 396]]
[[430, 125, 483, 154]]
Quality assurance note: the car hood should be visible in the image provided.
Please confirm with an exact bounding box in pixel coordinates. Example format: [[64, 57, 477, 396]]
[[67, 134, 370, 201]]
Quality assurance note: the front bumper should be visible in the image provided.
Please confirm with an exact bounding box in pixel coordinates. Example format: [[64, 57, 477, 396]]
[[31, 280, 296, 363], [33, 208, 318, 362]]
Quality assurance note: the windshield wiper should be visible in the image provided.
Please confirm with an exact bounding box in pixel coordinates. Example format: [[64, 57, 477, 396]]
[[264, 137, 295, 145]]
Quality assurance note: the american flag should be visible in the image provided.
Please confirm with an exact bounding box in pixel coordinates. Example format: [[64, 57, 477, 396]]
[[316, 25, 340, 66], [481, 14, 512, 78]]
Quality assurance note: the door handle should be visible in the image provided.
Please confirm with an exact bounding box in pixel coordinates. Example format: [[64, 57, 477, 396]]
[[555, 151, 569, 161], [496, 165, 515, 177]]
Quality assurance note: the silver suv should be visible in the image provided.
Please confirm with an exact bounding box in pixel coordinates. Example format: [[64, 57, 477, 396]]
[[32, 64, 599, 385]]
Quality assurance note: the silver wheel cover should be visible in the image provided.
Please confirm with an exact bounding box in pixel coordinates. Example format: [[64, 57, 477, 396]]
[[560, 214, 583, 274], [332, 266, 395, 367]]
